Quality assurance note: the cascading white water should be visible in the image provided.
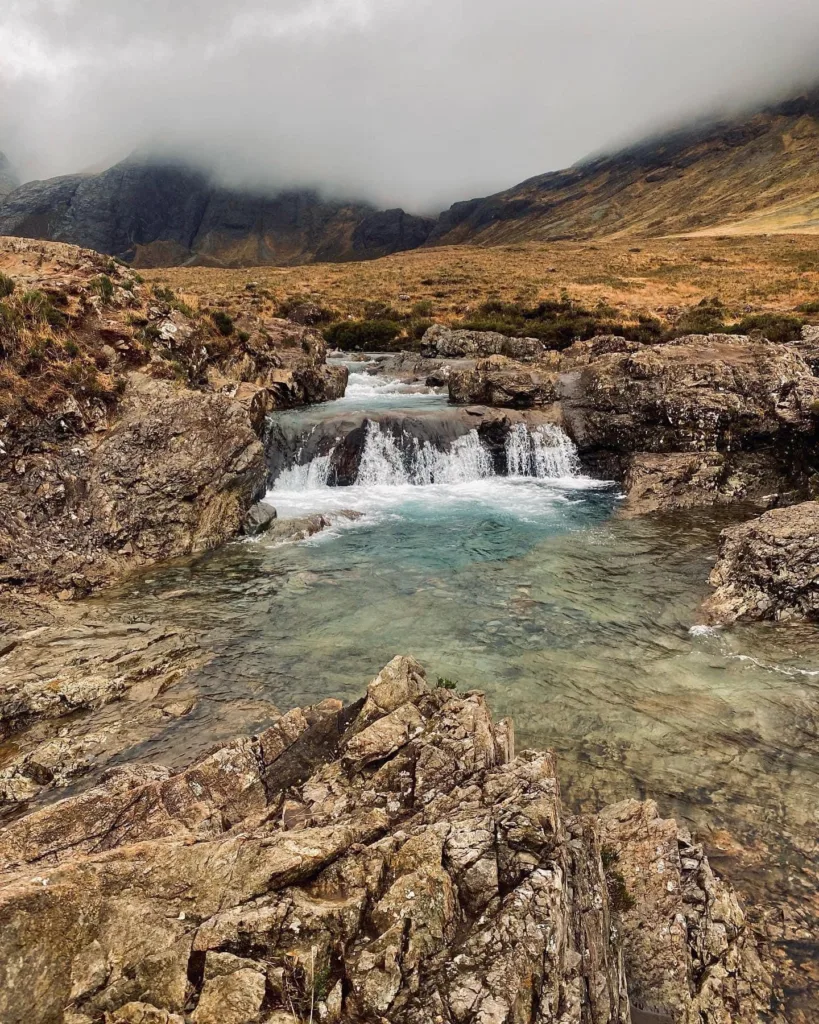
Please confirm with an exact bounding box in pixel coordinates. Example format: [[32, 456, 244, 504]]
[[273, 420, 579, 493], [273, 450, 335, 490], [505, 423, 581, 479], [357, 424, 494, 486]]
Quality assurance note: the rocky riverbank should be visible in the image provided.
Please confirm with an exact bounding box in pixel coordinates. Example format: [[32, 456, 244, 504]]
[[0, 656, 781, 1024], [438, 327, 819, 514], [0, 238, 346, 603]]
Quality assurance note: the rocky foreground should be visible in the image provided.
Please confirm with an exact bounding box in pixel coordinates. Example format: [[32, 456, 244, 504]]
[[0, 657, 779, 1024]]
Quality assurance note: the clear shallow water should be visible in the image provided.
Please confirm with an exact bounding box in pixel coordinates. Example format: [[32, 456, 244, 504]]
[[94, 375, 819, 965]]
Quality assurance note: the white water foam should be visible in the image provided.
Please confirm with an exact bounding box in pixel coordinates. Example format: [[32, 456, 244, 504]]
[[356, 424, 494, 486], [505, 422, 581, 479], [269, 420, 599, 524], [342, 372, 441, 404]]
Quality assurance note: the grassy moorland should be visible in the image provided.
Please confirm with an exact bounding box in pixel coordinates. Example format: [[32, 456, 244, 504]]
[[145, 236, 819, 341]]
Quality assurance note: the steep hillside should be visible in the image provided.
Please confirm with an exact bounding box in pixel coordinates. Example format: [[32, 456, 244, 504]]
[[0, 153, 18, 201], [0, 156, 434, 267], [429, 91, 819, 245]]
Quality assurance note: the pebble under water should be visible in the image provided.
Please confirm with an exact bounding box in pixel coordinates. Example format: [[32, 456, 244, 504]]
[[94, 360, 819, 964]]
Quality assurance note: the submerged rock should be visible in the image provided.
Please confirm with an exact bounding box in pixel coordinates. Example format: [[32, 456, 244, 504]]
[[0, 657, 778, 1024], [705, 500, 819, 623]]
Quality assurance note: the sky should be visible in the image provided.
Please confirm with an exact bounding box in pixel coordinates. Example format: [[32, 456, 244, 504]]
[[1, 0, 818, 213]]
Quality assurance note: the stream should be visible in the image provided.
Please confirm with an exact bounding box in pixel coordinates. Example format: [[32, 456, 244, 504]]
[[94, 354, 819, 982]]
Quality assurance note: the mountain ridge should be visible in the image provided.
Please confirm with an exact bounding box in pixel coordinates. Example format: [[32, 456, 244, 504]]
[[0, 156, 435, 267], [2, 88, 819, 265], [428, 89, 819, 245]]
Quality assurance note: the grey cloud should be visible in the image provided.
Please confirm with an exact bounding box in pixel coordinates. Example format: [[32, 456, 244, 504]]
[[2, 0, 818, 213]]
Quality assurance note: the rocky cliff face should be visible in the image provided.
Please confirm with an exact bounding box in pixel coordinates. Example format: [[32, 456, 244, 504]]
[[0, 656, 778, 1024], [0, 158, 435, 267]]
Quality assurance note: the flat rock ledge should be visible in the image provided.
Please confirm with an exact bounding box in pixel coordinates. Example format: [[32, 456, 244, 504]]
[[0, 657, 777, 1024], [705, 500, 819, 624]]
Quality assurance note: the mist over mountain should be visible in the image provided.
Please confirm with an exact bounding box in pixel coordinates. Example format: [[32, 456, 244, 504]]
[[3, 0, 819, 213], [0, 153, 18, 201]]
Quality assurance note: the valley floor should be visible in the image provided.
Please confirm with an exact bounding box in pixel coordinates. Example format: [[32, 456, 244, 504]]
[[146, 234, 819, 326]]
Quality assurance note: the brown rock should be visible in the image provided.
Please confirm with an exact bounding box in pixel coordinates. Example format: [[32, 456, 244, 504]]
[[704, 501, 819, 623], [0, 658, 779, 1024], [449, 355, 559, 408]]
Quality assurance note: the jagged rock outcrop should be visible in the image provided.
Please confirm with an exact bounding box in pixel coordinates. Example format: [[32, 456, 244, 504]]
[[449, 354, 560, 408], [704, 501, 819, 624], [0, 657, 777, 1024], [422, 324, 544, 361], [0, 157, 434, 267]]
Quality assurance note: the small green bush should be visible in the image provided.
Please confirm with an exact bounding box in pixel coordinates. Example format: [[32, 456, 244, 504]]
[[437, 677, 458, 690], [0, 272, 15, 299], [671, 302, 726, 337], [324, 319, 402, 351], [727, 312, 804, 344], [211, 310, 235, 337], [91, 275, 115, 303], [797, 300, 819, 314], [411, 299, 434, 318], [20, 290, 67, 328]]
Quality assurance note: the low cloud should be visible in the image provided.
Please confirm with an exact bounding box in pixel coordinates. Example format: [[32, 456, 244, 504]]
[[2, 0, 818, 213]]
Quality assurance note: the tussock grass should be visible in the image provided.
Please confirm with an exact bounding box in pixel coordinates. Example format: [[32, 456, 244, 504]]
[[143, 235, 819, 333]]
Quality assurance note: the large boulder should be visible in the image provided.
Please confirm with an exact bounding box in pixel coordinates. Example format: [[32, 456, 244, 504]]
[[0, 374, 265, 595], [449, 355, 559, 408], [0, 657, 776, 1024], [704, 501, 819, 623], [559, 333, 819, 507], [422, 324, 543, 361]]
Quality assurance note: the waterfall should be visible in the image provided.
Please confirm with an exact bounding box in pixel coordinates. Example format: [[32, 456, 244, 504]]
[[273, 450, 335, 490], [357, 424, 494, 486], [505, 423, 580, 479], [273, 420, 579, 492]]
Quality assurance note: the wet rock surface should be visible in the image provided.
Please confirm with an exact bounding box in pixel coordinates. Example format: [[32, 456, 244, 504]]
[[0, 613, 208, 810], [0, 657, 780, 1024], [705, 500, 819, 624]]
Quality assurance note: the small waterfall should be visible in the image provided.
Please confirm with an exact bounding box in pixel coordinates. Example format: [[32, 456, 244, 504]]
[[273, 420, 579, 492], [357, 423, 493, 486], [505, 423, 580, 479], [273, 450, 335, 490]]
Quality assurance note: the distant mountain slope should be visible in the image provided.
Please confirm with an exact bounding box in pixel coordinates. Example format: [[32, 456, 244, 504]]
[[0, 153, 19, 201], [428, 91, 819, 245], [3, 89, 819, 266], [0, 157, 434, 267]]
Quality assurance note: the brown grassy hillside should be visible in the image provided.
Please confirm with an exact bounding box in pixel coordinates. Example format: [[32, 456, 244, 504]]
[[428, 93, 819, 245]]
